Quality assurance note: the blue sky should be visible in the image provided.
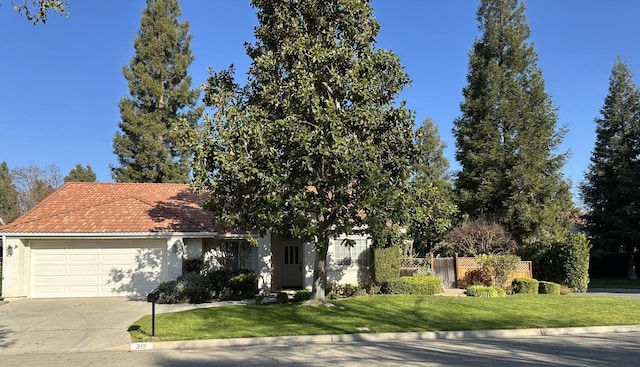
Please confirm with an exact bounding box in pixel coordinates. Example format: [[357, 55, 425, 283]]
[[2, 1, 639, 207]]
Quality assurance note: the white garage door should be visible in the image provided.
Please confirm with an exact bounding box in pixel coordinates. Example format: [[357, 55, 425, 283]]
[[30, 240, 165, 298]]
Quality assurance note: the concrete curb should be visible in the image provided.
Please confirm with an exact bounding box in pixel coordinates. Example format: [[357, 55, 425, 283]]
[[123, 324, 640, 351]]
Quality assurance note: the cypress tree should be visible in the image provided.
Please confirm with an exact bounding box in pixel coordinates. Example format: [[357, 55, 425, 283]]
[[112, 0, 202, 183], [0, 162, 20, 224], [453, 0, 574, 244], [580, 58, 640, 279]]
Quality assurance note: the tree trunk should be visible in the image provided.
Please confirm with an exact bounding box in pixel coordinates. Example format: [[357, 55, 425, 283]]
[[627, 252, 637, 280], [311, 235, 329, 304]]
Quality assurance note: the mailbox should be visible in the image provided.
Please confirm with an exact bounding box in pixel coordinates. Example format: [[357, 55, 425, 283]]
[[147, 288, 160, 303]]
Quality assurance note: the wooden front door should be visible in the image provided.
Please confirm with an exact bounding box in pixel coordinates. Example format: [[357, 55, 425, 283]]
[[282, 243, 302, 288]]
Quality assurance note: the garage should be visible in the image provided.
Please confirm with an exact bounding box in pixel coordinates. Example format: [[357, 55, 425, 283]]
[[30, 240, 165, 298]]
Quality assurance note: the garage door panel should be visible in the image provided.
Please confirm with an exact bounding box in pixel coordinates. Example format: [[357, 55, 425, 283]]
[[31, 241, 165, 298]]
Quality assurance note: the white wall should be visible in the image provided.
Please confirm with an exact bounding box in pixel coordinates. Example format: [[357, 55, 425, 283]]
[[2, 238, 29, 298]]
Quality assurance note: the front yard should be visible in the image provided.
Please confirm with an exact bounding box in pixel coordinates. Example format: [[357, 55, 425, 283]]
[[129, 294, 640, 342]]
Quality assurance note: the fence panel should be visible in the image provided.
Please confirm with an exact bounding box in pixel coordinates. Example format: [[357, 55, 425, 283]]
[[432, 257, 456, 289]]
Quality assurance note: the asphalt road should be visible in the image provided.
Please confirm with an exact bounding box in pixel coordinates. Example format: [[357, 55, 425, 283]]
[[3, 331, 639, 367]]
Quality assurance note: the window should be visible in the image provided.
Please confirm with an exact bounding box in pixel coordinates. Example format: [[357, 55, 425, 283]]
[[203, 240, 256, 270], [334, 238, 371, 267]]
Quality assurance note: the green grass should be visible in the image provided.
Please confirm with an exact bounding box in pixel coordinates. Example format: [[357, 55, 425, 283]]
[[129, 294, 640, 342], [589, 277, 640, 289]]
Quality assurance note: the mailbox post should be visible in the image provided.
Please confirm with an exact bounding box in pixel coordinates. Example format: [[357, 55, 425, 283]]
[[147, 288, 160, 336]]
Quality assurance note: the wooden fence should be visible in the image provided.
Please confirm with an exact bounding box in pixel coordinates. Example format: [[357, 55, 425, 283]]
[[430, 255, 532, 289]]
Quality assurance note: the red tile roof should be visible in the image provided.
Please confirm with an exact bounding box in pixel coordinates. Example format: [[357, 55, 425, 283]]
[[0, 182, 218, 234]]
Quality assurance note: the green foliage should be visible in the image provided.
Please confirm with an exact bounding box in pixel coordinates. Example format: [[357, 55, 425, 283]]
[[402, 275, 442, 295], [191, 0, 415, 302], [440, 219, 517, 257], [158, 269, 258, 303], [0, 161, 20, 224], [458, 268, 492, 288], [182, 257, 205, 275], [408, 119, 458, 254], [511, 277, 539, 294], [293, 290, 313, 303], [228, 272, 258, 298], [12, 0, 69, 24], [276, 292, 289, 304], [381, 279, 411, 294], [538, 281, 561, 295], [466, 285, 507, 298], [112, 0, 202, 183], [63, 164, 96, 182], [373, 246, 402, 284], [530, 230, 591, 292], [580, 58, 640, 280], [477, 254, 520, 288], [453, 0, 574, 244]]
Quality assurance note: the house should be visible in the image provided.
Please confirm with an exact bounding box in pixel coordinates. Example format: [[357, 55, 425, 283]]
[[0, 182, 371, 299]]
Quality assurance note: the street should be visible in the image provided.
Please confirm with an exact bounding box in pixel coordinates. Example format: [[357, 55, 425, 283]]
[[3, 331, 639, 366]]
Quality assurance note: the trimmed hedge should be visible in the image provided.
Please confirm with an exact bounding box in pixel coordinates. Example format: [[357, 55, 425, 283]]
[[382, 278, 412, 294], [511, 277, 539, 294], [466, 285, 507, 298], [373, 246, 402, 283], [403, 275, 442, 295], [381, 275, 442, 295], [539, 281, 561, 295]]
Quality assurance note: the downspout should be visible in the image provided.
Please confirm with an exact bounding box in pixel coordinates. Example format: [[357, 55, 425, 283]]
[[1, 235, 6, 299]]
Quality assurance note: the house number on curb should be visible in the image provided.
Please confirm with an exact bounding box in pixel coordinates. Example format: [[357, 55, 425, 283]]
[[130, 342, 153, 351]]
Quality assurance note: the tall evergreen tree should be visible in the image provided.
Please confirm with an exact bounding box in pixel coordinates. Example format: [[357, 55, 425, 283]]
[[453, 0, 574, 244], [64, 164, 97, 182], [192, 0, 415, 303], [112, 0, 202, 183], [0, 161, 20, 224], [580, 59, 640, 279], [408, 119, 457, 254]]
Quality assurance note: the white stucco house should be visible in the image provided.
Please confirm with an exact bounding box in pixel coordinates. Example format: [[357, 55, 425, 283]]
[[0, 182, 371, 299]]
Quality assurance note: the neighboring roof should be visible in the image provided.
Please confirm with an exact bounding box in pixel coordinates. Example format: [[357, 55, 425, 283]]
[[0, 182, 218, 234]]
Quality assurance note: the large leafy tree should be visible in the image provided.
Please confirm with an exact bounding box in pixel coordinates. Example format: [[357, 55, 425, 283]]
[[408, 119, 457, 254], [112, 0, 202, 183], [64, 164, 97, 182], [0, 161, 20, 224], [580, 59, 640, 280], [193, 0, 415, 303], [453, 0, 574, 245]]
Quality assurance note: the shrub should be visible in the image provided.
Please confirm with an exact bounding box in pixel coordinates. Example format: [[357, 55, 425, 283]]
[[206, 269, 232, 298], [276, 292, 289, 304], [293, 290, 312, 303], [402, 275, 442, 295], [466, 285, 507, 297], [228, 271, 258, 299], [458, 268, 492, 288], [477, 254, 520, 288], [524, 229, 591, 292], [560, 285, 573, 295], [381, 278, 411, 294], [539, 281, 561, 295], [178, 272, 212, 304], [182, 257, 205, 274], [373, 246, 402, 284], [511, 278, 539, 294], [157, 280, 185, 304]]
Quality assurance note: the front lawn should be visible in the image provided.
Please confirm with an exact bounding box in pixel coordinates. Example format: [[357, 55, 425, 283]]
[[129, 294, 640, 342]]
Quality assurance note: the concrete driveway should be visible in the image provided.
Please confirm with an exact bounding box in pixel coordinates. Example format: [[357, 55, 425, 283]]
[[0, 297, 253, 355], [0, 298, 152, 354]]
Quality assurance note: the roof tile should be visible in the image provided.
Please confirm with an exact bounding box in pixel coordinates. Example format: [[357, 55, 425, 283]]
[[0, 182, 219, 234]]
